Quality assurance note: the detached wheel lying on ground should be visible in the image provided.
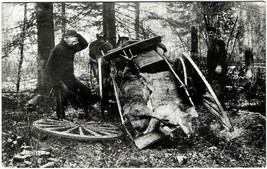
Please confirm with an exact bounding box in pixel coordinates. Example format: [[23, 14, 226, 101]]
[[33, 118, 123, 141]]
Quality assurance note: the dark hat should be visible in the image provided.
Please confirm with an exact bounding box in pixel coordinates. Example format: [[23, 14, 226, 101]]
[[207, 27, 216, 33], [64, 30, 78, 37]]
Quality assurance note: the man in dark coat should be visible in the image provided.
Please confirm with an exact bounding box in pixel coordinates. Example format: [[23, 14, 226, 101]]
[[207, 27, 227, 99], [46, 30, 98, 119]]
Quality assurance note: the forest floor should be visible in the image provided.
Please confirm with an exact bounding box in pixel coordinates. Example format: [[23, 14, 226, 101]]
[[1, 77, 266, 168]]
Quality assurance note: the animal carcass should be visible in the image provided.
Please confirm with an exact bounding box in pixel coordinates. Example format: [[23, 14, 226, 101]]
[[119, 49, 198, 137]]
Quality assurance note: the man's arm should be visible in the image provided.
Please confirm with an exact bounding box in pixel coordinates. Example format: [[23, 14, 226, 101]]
[[73, 34, 88, 53]]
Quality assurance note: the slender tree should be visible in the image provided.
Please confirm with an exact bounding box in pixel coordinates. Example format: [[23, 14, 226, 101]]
[[103, 2, 116, 46], [36, 2, 54, 94], [134, 2, 140, 39], [16, 3, 27, 103], [61, 2, 66, 37]]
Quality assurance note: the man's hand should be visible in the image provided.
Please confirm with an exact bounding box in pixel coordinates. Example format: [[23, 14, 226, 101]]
[[62, 83, 68, 92], [215, 65, 222, 74]]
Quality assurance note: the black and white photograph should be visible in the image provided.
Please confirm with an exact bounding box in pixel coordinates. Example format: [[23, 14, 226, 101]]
[[1, 1, 266, 167]]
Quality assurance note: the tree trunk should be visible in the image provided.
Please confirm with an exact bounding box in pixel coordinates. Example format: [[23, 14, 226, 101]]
[[16, 3, 27, 103], [134, 2, 140, 40], [243, 9, 252, 50], [36, 3, 54, 95], [61, 2, 66, 37], [103, 2, 116, 46], [103, 3, 107, 37]]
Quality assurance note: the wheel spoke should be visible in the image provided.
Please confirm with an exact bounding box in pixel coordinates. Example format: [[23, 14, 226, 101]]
[[63, 126, 79, 134], [85, 125, 120, 133], [82, 127, 102, 136], [95, 127, 121, 134], [86, 127, 114, 135], [86, 123, 118, 130], [79, 127, 85, 136], [97, 126, 120, 131], [203, 98, 221, 113]]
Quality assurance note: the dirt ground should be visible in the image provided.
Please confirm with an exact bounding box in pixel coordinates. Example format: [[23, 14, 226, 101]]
[[1, 89, 266, 168]]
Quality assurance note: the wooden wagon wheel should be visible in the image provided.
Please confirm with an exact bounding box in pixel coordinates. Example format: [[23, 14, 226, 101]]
[[33, 118, 123, 141], [177, 53, 233, 131]]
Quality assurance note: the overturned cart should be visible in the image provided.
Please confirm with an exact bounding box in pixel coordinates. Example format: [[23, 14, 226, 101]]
[[100, 36, 233, 149]]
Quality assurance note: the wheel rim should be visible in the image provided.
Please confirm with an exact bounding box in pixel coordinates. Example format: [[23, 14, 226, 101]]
[[33, 118, 123, 141], [180, 53, 233, 131]]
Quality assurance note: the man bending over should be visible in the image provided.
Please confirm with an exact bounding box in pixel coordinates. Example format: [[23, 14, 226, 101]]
[[46, 30, 98, 119]]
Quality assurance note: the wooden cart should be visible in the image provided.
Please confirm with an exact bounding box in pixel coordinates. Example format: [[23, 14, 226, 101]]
[[99, 36, 233, 149]]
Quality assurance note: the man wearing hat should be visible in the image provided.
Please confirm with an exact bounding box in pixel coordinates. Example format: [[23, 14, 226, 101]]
[[46, 30, 98, 119], [206, 27, 227, 99]]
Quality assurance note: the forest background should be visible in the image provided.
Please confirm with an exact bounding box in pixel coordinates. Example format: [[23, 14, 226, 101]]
[[2, 2, 266, 93], [1, 1, 266, 168]]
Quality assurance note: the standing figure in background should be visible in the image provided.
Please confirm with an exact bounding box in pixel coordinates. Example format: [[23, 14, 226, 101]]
[[89, 33, 113, 81], [89, 34, 113, 112], [46, 30, 98, 119], [206, 27, 227, 99]]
